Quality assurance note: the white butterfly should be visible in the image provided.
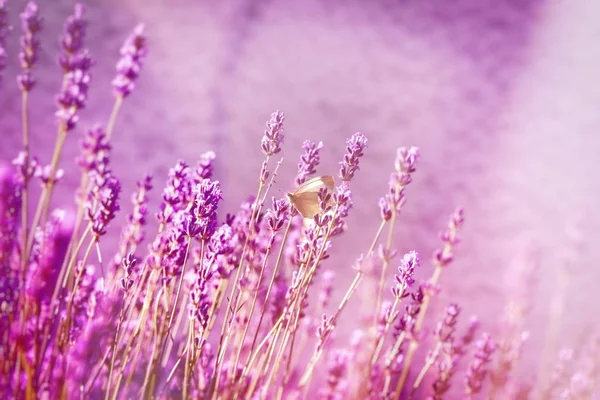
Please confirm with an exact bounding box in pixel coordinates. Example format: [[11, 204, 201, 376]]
[[286, 175, 335, 219]]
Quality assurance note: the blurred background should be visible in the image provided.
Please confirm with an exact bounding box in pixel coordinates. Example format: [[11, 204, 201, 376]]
[[2, 0, 600, 392]]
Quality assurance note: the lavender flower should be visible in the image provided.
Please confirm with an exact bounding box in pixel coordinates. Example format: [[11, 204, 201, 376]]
[[25, 210, 73, 304], [318, 270, 335, 311], [329, 185, 353, 236], [465, 333, 497, 396], [67, 285, 124, 394], [338, 132, 367, 182], [296, 140, 324, 185], [395, 285, 425, 342], [260, 110, 285, 156], [115, 174, 152, 260], [0, 0, 8, 81], [392, 250, 418, 299], [428, 304, 462, 399], [77, 126, 111, 174], [434, 207, 465, 267], [17, 1, 42, 91], [35, 164, 65, 186], [189, 179, 223, 240], [157, 160, 193, 226], [319, 349, 350, 399], [120, 253, 135, 291], [87, 173, 121, 238], [266, 197, 290, 232], [12, 150, 39, 183], [112, 23, 147, 98], [58, 4, 87, 72], [316, 314, 335, 350], [0, 165, 21, 327], [56, 68, 91, 131], [193, 151, 216, 182], [378, 146, 419, 221]]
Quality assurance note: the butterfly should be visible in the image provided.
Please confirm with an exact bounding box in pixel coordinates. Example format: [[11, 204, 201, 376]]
[[286, 175, 335, 219]]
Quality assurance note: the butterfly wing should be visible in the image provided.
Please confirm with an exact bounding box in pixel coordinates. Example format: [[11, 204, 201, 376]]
[[289, 175, 336, 218], [294, 175, 335, 194], [289, 190, 321, 218]]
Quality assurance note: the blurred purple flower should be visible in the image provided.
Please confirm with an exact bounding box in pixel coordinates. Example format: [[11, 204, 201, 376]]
[[17, 1, 42, 91], [120, 253, 135, 291], [25, 210, 73, 304], [157, 160, 192, 226], [465, 332, 497, 395], [112, 174, 152, 272], [12, 151, 39, 183], [0, 0, 8, 81], [193, 151, 216, 182], [56, 68, 91, 131], [112, 23, 147, 98], [319, 349, 350, 399], [434, 207, 465, 267], [77, 126, 111, 174], [58, 4, 87, 72], [35, 164, 65, 186], [0, 165, 21, 332]]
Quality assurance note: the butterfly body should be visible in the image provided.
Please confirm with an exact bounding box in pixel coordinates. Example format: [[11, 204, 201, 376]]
[[287, 175, 335, 219]]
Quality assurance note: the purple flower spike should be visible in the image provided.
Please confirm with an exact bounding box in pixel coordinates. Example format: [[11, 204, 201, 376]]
[[25, 210, 73, 304], [266, 197, 290, 232], [12, 151, 40, 183], [77, 126, 111, 174], [378, 146, 420, 222], [0, 165, 21, 324], [35, 164, 65, 186], [338, 132, 368, 182], [87, 173, 121, 237], [120, 253, 136, 291], [395, 146, 420, 174], [261, 110, 285, 156], [113, 23, 147, 98], [189, 179, 223, 240], [60, 4, 85, 55], [0, 0, 9, 81], [434, 207, 465, 268], [295, 140, 323, 185], [465, 333, 496, 395], [58, 4, 89, 73], [56, 68, 91, 131], [392, 250, 418, 299], [194, 151, 216, 182], [17, 1, 43, 91], [319, 349, 350, 399]]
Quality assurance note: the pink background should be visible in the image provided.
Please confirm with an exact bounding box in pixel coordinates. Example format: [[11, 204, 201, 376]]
[[2, 0, 600, 389]]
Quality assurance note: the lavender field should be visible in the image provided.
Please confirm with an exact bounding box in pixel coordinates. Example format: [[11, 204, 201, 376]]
[[1, 0, 599, 398]]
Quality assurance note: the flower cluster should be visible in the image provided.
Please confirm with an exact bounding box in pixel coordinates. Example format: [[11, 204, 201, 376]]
[[0, 4, 597, 400], [113, 24, 147, 98], [17, 1, 42, 91], [261, 110, 285, 156], [338, 132, 367, 182]]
